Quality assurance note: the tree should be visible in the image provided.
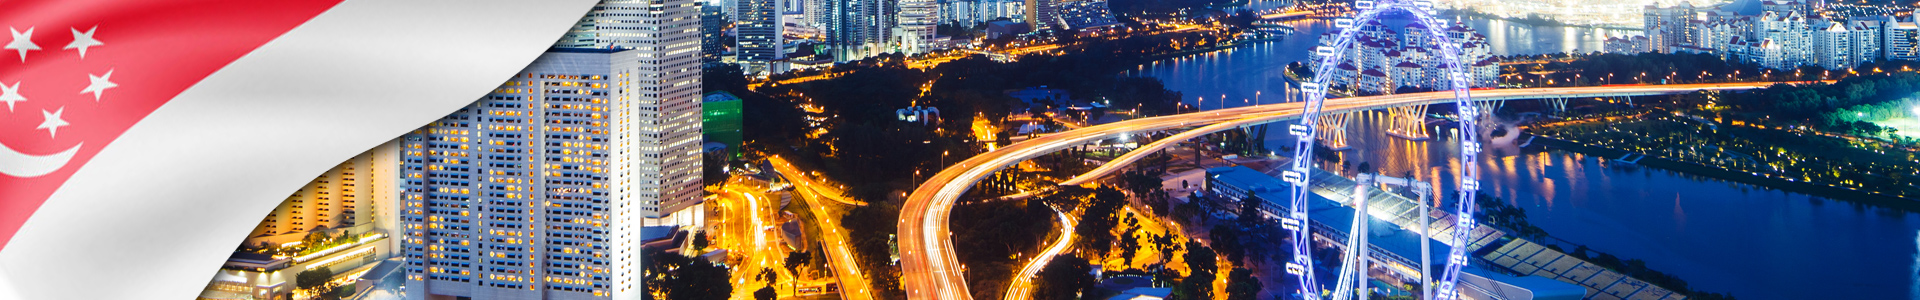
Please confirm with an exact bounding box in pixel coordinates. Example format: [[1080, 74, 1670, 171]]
[[757, 269, 779, 300], [295, 265, 334, 292], [785, 250, 811, 291], [1209, 224, 1244, 265], [704, 152, 730, 187], [1073, 187, 1130, 257], [693, 230, 710, 250], [755, 286, 777, 300], [645, 249, 734, 300], [1033, 255, 1095, 300], [1224, 267, 1262, 300], [1117, 213, 1143, 267], [1173, 242, 1219, 300], [1173, 266, 1217, 300], [1152, 233, 1182, 266]]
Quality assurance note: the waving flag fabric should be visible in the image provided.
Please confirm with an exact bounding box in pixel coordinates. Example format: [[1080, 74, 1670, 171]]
[[0, 0, 599, 299]]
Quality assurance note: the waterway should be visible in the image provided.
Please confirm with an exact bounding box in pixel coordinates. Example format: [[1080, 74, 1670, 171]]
[[1133, 15, 1920, 300], [1126, 14, 1639, 108]]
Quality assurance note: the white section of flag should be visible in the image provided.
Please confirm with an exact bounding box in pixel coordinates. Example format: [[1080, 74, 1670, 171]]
[[0, 1, 600, 299]]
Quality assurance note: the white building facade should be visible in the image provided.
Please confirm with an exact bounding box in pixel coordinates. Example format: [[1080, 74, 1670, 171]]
[[1311, 21, 1500, 94]]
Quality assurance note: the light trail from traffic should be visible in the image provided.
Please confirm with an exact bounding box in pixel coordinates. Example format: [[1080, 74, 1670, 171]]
[[899, 82, 1787, 300], [771, 157, 868, 206], [1002, 204, 1076, 300], [769, 156, 878, 300], [722, 183, 798, 300]]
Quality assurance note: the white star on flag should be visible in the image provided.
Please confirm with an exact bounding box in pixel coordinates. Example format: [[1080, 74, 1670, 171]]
[[35, 107, 67, 138], [0, 81, 23, 112], [80, 69, 115, 101], [64, 26, 102, 59], [5, 27, 37, 62]]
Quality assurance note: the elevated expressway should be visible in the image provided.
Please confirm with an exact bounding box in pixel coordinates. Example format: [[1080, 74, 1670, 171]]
[[899, 82, 1788, 300]]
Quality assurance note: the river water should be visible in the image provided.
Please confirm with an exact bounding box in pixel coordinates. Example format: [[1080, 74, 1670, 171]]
[[1132, 15, 1920, 300]]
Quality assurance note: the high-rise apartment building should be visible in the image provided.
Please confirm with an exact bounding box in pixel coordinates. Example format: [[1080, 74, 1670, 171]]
[[402, 48, 654, 300], [738, 0, 788, 74], [400, 4, 706, 295], [1883, 15, 1920, 61], [1643, 3, 1700, 52], [1812, 20, 1850, 70], [251, 141, 401, 238], [1849, 17, 1883, 67]]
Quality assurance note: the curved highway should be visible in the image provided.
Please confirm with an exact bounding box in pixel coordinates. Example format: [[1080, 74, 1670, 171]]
[[898, 82, 1788, 300], [768, 156, 878, 300], [1002, 204, 1076, 300]]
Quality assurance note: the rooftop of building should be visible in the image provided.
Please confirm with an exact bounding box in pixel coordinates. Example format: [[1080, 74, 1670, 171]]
[[1106, 287, 1172, 300], [643, 225, 680, 243], [1464, 267, 1589, 300], [1205, 166, 1291, 194], [547, 47, 632, 53], [704, 90, 744, 103]]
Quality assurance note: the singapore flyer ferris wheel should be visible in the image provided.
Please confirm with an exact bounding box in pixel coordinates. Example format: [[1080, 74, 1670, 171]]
[[1279, 0, 1485, 299]]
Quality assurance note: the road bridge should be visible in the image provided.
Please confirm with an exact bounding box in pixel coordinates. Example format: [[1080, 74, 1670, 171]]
[[899, 82, 1789, 300]]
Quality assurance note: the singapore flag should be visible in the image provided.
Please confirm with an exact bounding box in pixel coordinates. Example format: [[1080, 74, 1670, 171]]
[[0, 0, 598, 299]]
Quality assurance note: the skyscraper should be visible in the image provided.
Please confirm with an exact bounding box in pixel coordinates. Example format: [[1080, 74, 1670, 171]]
[[568, 0, 707, 223], [738, 0, 788, 74], [399, 0, 706, 294], [402, 48, 679, 300], [703, 2, 727, 65], [898, 0, 940, 53], [830, 0, 892, 61]]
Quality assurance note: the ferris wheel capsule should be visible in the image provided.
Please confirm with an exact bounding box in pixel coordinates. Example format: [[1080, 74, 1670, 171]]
[[1282, 170, 1306, 185], [1354, 0, 1375, 9], [1334, 18, 1355, 29]]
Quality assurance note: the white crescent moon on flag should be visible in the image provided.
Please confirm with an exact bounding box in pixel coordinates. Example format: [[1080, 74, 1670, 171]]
[[0, 142, 79, 178]]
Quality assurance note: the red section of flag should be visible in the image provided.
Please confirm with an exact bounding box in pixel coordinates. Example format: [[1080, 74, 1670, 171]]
[[0, 0, 342, 248]]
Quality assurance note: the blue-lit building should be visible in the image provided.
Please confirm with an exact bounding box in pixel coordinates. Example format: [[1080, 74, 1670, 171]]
[[1203, 166, 1297, 217], [1204, 166, 1585, 300]]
